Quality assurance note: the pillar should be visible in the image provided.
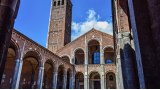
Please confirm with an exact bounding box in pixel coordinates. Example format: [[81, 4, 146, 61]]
[[70, 70, 75, 89], [128, 0, 145, 88], [116, 55, 124, 89], [84, 36, 89, 89], [100, 42, 104, 64], [37, 66, 44, 89], [84, 73, 88, 89], [62, 71, 67, 89], [11, 59, 23, 89], [52, 71, 58, 89], [101, 70, 105, 89], [121, 32, 139, 89], [0, 0, 20, 83]]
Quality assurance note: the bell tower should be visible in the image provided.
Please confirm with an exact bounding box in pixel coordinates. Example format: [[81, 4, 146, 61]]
[[47, 0, 72, 53]]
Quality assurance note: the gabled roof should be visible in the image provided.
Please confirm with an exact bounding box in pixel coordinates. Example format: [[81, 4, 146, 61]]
[[56, 28, 113, 53]]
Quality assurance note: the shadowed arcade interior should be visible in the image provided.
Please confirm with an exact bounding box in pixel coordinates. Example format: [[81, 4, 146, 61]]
[[19, 51, 40, 89]]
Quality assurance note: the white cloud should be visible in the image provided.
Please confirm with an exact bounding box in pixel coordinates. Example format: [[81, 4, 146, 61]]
[[72, 9, 113, 40]]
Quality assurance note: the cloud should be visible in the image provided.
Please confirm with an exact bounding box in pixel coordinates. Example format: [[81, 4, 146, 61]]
[[71, 9, 113, 40]]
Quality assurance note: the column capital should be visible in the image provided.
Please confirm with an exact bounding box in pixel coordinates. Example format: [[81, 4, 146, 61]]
[[53, 71, 58, 74], [39, 66, 44, 70], [15, 59, 23, 63]]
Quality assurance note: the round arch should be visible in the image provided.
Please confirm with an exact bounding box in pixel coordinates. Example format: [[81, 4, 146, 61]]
[[19, 51, 41, 89], [74, 48, 85, 65], [75, 72, 84, 89], [88, 39, 100, 64], [61, 55, 70, 63], [106, 72, 116, 89], [0, 41, 19, 88], [56, 65, 65, 89], [89, 72, 101, 89], [103, 47, 114, 64], [42, 60, 54, 89]]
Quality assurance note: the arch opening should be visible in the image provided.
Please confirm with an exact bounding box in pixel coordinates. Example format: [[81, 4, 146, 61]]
[[62, 56, 70, 63], [106, 72, 116, 89], [75, 49, 84, 65], [75, 72, 84, 89], [42, 60, 54, 89], [56, 65, 64, 89], [88, 40, 100, 64], [19, 51, 40, 89], [104, 47, 114, 64], [0, 43, 17, 88], [89, 72, 101, 89], [66, 68, 72, 89]]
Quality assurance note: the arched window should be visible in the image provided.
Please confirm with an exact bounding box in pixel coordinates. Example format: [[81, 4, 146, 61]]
[[62, 0, 64, 5], [54, 1, 56, 6], [75, 49, 85, 65], [58, 1, 60, 6], [93, 52, 100, 64]]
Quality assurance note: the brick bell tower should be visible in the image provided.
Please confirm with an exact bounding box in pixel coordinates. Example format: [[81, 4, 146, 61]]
[[47, 0, 72, 53]]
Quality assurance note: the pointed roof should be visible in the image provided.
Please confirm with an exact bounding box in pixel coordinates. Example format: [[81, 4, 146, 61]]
[[56, 28, 113, 53]]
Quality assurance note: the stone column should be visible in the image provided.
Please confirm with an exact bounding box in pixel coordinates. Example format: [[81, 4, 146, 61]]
[[101, 69, 105, 89], [85, 36, 88, 65], [116, 55, 124, 89], [0, 0, 20, 83], [128, 0, 145, 88], [62, 70, 67, 89], [84, 36, 89, 89], [37, 66, 44, 89], [84, 72, 89, 89], [52, 71, 58, 89], [70, 70, 75, 89], [11, 59, 23, 89], [100, 42, 104, 64], [121, 32, 139, 89]]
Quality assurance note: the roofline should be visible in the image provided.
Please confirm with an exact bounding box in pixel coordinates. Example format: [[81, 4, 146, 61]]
[[13, 29, 65, 61], [56, 28, 113, 53]]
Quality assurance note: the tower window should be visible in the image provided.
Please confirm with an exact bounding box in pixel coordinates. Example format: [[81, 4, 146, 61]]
[[62, 0, 64, 5], [54, 1, 56, 6], [58, 1, 60, 6]]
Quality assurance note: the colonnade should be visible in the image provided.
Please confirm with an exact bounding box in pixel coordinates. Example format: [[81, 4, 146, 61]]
[[0, 46, 75, 89]]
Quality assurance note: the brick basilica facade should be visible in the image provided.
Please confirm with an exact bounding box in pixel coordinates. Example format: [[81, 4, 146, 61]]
[[1, 0, 160, 89]]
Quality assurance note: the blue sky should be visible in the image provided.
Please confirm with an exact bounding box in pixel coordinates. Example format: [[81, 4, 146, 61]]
[[14, 0, 112, 47]]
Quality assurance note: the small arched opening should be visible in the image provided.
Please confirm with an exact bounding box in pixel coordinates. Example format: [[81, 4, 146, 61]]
[[104, 47, 114, 64], [75, 49, 85, 65], [106, 72, 116, 89], [89, 72, 101, 89], [75, 72, 84, 89]]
